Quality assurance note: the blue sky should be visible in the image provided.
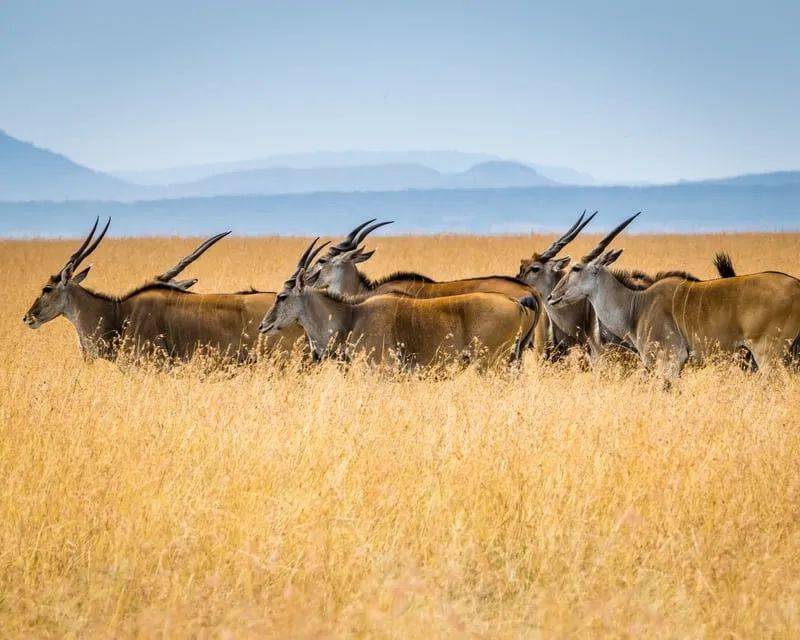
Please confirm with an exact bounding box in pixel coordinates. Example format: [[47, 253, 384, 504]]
[[0, 0, 798, 183]]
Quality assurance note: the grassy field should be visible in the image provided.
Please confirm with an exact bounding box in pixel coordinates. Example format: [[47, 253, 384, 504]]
[[3, 232, 800, 638]]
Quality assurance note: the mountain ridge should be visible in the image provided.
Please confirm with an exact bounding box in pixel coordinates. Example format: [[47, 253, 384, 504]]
[[0, 131, 563, 200], [157, 160, 556, 197], [113, 150, 595, 186], [0, 130, 141, 201], [2, 129, 799, 208], [699, 171, 800, 187]]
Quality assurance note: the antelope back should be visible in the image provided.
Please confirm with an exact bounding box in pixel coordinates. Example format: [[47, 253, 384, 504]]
[[347, 292, 539, 367], [374, 276, 535, 299]]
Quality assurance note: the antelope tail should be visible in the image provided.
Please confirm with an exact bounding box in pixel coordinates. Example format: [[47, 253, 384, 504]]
[[714, 252, 737, 278], [788, 334, 800, 370], [514, 295, 540, 358], [518, 294, 540, 315]]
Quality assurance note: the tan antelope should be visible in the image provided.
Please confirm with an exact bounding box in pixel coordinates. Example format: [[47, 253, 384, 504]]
[[517, 210, 666, 360], [23, 219, 307, 363], [517, 211, 737, 361], [306, 219, 548, 352], [260, 239, 540, 368], [548, 214, 800, 382]]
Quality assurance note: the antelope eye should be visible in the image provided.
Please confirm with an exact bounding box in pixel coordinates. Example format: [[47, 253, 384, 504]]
[[572, 266, 582, 272], [42, 286, 54, 293], [277, 293, 288, 301], [530, 265, 541, 273]]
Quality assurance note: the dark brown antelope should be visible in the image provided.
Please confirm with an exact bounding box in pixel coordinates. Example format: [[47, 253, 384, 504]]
[[260, 239, 540, 368], [23, 219, 306, 363], [548, 214, 800, 382]]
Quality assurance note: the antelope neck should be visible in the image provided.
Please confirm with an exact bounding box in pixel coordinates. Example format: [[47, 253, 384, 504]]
[[64, 285, 124, 359], [299, 289, 356, 356], [586, 269, 638, 341]]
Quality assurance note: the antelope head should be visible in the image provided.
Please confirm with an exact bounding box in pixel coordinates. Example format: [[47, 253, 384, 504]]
[[517, 211, 596, 299], [23, 217, 111, 329], [259, 237, 330, 334], [548, 212, 640, 308], [304, 219, 393, 294]]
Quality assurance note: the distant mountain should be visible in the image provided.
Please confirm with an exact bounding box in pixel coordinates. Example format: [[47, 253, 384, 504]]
[[115, 150, 594, 186], [530, 163, 595, 186], [0, 130, 142, 201], [445, 161, 556, 188], [3, 128, 798, 218], [0, 130, 570, 200], [701, 171, 800, 187], [161, 163, 442, 197], [159, 160, 555, 197]]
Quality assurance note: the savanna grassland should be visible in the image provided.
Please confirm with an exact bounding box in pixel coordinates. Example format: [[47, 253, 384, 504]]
[[3, 231, 800, 638]]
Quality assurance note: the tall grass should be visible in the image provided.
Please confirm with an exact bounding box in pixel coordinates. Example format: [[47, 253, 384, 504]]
[[3, 233, 800, 637]]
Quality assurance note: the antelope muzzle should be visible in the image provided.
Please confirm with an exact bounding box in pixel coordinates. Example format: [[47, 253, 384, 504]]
[[547, 293, 566, 308], [22, 311, 41, 328], [258, 321, 275, 335]]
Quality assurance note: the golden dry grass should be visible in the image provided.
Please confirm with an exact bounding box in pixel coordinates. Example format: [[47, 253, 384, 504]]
[[3, 232, 800, 638]]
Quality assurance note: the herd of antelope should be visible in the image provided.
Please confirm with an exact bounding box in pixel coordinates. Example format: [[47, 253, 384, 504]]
[[22, 213, 800, 384]]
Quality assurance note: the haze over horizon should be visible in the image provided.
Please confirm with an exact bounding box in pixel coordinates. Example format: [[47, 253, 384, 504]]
[[1, 0, 798, 184]]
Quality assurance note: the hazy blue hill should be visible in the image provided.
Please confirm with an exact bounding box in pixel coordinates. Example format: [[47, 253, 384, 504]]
[[2, 127, 798, 233], [115, 151, 500, 184], [158, 160, 557, 197], [445, 161, 556, 188], [702, 171, 800, 187], [0, 128, 564, 200], [115, 151, 595, 186], [2, 183, 798, 237], [161, 163, 443, 197], [0, 130, 142, 201]]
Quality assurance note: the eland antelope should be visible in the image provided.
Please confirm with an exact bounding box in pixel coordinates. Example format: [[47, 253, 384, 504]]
[[23, 219, 306, 363], [260, 238, 540, 368], [548, 214, 800, 382], [517, 211, 738, 362], [305, 219, 547, 353]]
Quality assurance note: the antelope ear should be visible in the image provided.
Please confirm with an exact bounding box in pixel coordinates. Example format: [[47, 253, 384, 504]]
[[340, 246, 374, 264], [294, 269, 306, 291], [71, 265, 92, 284], [351, 248, 375, 264], [553, 256, 571, 270], [173, 278, 198, 290], [600, 249, 623, 266], [303, 269, 321, 286]]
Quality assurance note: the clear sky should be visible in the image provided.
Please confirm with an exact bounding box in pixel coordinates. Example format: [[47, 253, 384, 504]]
[[0, 0, 797, 183]]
